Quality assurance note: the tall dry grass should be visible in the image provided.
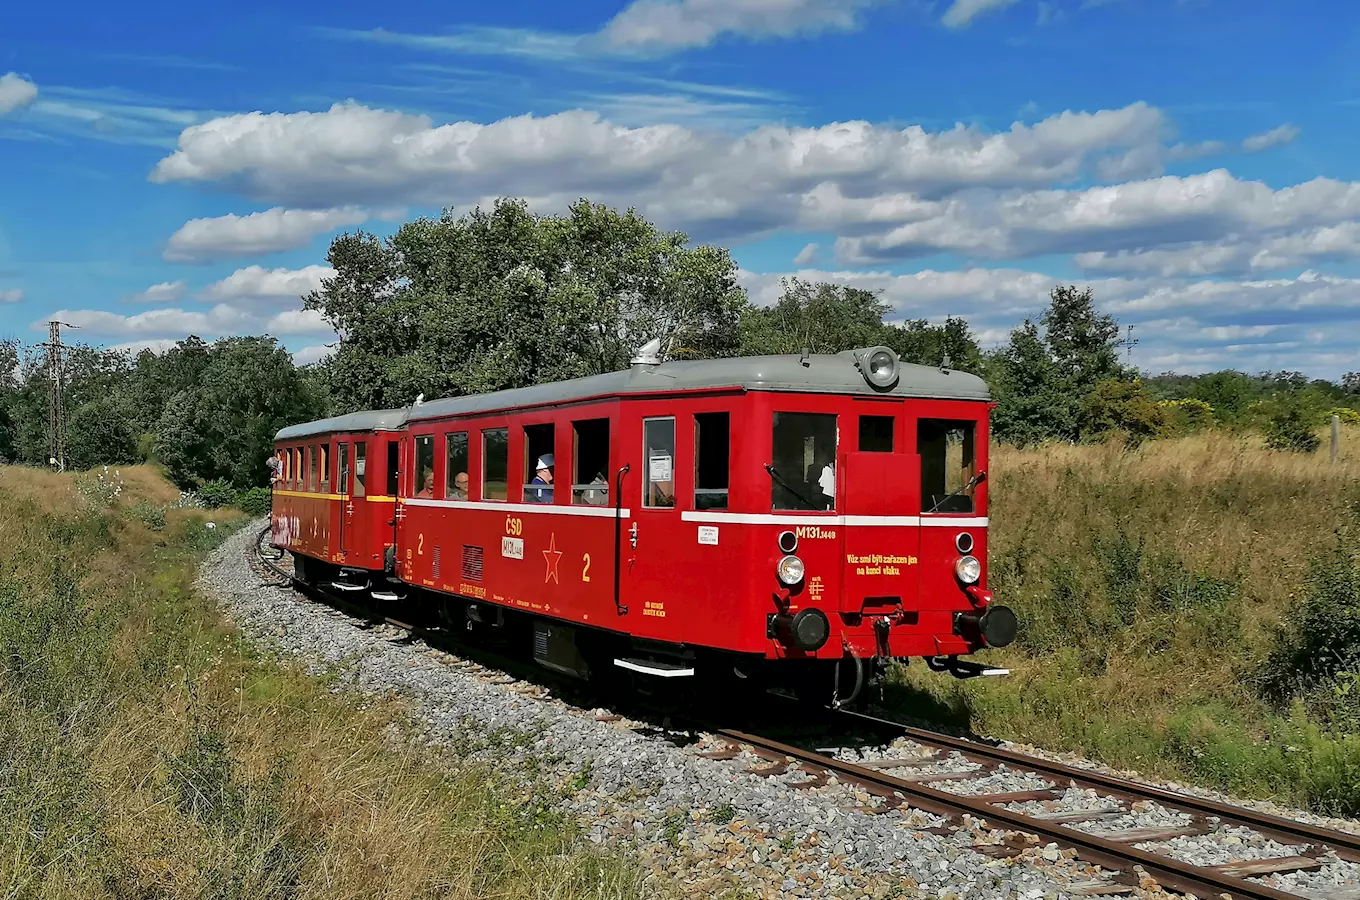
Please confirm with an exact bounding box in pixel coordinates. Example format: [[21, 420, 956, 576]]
[[888, 427, 1360, 814], [0, 466, 646, 899]]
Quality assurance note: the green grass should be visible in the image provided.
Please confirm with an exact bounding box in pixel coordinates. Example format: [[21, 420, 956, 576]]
[[0, 465, 648, 899], [882, 429, 1360, 815]]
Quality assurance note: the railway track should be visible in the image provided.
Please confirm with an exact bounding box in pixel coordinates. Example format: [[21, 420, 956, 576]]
[[250, 528, 1359, 900]]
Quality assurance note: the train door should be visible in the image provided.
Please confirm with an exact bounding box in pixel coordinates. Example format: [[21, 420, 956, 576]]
[[623, 414, 688, 632], [338, 442, 354, 560], [840, 407, 921, 636]]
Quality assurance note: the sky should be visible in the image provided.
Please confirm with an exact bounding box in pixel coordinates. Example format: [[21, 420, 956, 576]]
[[2, 0, 1358, 377]]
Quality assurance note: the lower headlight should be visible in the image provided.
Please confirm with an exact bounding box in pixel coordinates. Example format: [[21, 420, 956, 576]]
[[955, 555, 981, 584], [777, 555, 805, 585]]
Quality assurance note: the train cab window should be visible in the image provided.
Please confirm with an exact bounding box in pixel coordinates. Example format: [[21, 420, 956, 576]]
[[919, 419, 977, 513], [571, 419, 610, 506], [482, 428, 509, 501], [771, 412, 837, 511], [353, 442, 366, 498], [386, 442, 399, 497], [523, 423, 555, 503], [694, 412, 729, 510], [308, 446, 318, 491], [859, 416, 895, 452], [643, 418, 676, 508], [338, 443, 349, 495], [319, 444, 330, 490], [414, 435, 434, 498], [445, 432, 469, 500]]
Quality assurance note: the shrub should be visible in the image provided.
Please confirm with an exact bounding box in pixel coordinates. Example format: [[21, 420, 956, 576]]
[[1081, 379, 1167, 445], [1264, 404, 1322, 453], [1160, 398, 1215, 432], [236, 487, 271, 517], [197, 479, 236, 509], [1326, 407, 1360, 426], [129, 501, 166, 531]]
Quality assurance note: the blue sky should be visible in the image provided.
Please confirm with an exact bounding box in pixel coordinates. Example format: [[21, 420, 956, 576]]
[[2, 0, 1357, 376]]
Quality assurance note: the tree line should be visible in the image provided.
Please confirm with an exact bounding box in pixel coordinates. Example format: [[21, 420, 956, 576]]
[[2, 198, 1356, 490]]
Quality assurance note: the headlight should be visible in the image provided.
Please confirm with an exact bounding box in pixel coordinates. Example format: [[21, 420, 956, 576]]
[[857, 346, 900, 389], [955, 555, 981, 584], [776, 555, 805, 585]]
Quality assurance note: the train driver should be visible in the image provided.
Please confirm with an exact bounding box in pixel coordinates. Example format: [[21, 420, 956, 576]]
[[528, 454, 554, 503]]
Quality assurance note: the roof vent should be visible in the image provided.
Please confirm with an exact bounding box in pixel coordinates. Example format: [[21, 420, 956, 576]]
[[630, 338, 662, 367]]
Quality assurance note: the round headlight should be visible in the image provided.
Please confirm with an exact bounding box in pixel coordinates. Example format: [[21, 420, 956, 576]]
[[777, 555, 805, 586], [955, 555, 981, 584], [860, 346, 900, 389]]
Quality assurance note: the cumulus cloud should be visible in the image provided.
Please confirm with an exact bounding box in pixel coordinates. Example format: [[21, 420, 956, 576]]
[[941, 0, 1020, 28], [1075, 222, 1360, 277], [0, 73, 38, 115], [127, 280, 187, 304], [198, 265, 335, 303], [163, 206, 371, 263], [109, 338, 182, 355], [598, 0, 885, 51], [792, 242, 820, 265], [0, 288, 23, 303], [1242, 123, 1300, 153], [39, 305, 253, 338], [264, 308, 332, 336], [291, 344, 335, 366]]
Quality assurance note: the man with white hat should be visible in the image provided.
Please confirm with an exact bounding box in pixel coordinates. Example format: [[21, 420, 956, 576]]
[[528, 454, 554, 503]]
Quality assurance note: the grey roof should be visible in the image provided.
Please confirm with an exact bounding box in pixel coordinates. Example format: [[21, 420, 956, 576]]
[[407, 352, 988, 424], [275, 408, 409, 441]]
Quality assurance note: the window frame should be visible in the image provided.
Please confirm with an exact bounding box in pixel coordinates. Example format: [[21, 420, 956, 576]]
[[570, 418, 611, 507], [319, 443, 330, 490], [353, 441, 367, 498], [444, 431, 470, 501], [481, 427, 510, 502], [338, 442, 349, 496], [917, 417, 978, 515], [413, 434, 435, 498], [770, 411, 839, 512], [693, 411, 730, 511], [858, 414, 896, 453], [642, 416, 677, 510]]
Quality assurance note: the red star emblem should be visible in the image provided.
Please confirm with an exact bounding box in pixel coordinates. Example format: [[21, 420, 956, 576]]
[[542, 533, 563, 584]]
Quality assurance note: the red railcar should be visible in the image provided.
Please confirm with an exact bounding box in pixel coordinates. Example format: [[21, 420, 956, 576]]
[[272, 347, 1016, 702]]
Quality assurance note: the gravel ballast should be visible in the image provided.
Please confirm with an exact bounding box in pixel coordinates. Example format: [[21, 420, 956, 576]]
[[202, 524, 1360, 900]]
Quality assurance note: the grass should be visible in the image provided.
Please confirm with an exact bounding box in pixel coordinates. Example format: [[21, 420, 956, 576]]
[[885, 426, 1360, 816], [0, 464, 647, 899]]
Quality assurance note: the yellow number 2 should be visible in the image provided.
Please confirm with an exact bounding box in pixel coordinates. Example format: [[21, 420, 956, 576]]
[[582, 553, 591, 582], [418, 533, 425, 555]]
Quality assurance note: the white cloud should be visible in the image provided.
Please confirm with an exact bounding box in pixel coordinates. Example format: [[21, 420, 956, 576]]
[[1075, 221, 1360, 277], [127, 280, 187, 304], [792, 242, 820, 265], [38, 305, 252, 339], [1242, 123, 1300, 153], [598, 0, 884, 51], [163, 206, 371, 263], [0, 288, 23, 303], [199, 265, 335, 303], [149, 101, 1175, 232], [941, 0, 1020, 28], [264, 308, 333, 336], [292, 344, 336, 366], [109, 338, 182, 355], [0, 73, 38, 115]]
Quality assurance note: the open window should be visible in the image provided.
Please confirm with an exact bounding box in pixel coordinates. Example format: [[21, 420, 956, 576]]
[[482, 428, 509, 501], [338, 443, 349, 495], [523, 423, 555, 503], [919, 419, 977, 513], [414, 435, 435, 498], [319, 444, 330, 490], [293, 448, 302, 489], [306, 446, 317, 491], [386, 441, 399, 497], [859, 415, 894, 453], [446, 432, 469, 500], [572, 419, 610, 506], [643, 418, 676, 508], [694, 412, 729, 510], [771, 412, 836, 511], [353, 442, 366, 498]]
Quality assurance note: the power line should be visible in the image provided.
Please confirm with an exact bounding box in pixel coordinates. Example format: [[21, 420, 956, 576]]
[[43, 320, 78, 472], [1122, 324, 1140, 367]]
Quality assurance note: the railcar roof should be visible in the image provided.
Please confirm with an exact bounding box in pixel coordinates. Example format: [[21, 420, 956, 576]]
[[275, 408, 409, 441], [408, 352, 988, 424]]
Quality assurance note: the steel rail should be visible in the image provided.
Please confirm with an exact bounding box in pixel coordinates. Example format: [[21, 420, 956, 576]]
[[716, 727, 1308, 900], [831, 707, 1360, 864]]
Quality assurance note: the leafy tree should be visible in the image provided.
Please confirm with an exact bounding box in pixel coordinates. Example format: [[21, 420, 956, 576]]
[[986, 320, 1073, 446], [307, 199, 747, 412], [1041, 285, 1128, 394], [1264, 399, 1322, 453], [1081, 379, 1168, 444], [154, 337, 325, 489], [66, 395, 140, 470], [882, 316, 983, 372], [1190, 371, 1254, 422], [738, 279, 888, 355], [1344, 372, 1360, 396]]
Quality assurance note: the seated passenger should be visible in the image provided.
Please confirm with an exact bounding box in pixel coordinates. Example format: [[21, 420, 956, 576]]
[[528, 455, 554, 503], [416, 468, 434, 499], [451, 471, 469, 500], [580, 472, 608, 506]]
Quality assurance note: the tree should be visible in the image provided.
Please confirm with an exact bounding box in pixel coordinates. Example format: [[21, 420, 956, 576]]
[[154, 337, 325, 489], [1081, 379, 1168, 444], [739, 279, 889, 356], [1041, 285, 1127, 394], [307, 199, 747, 412], [66, 395, 140, 470], [986, 320, 1073, 446]]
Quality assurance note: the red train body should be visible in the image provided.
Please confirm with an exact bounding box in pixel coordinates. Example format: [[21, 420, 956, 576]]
[[271, 347, 1016, 700]]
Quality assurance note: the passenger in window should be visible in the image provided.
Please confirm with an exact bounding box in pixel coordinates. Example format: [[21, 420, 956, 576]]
[[528, 454, 555, 503], [451, 472, 469, 500], [581, 472, 608, 506]]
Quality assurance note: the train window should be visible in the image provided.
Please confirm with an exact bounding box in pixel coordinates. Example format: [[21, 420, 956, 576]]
[[386, 442, 399, 497], [308, 446, 318, 491], [694, 412, 729, 510], [282, 449, 291, 485], [643, 418, 676, 508], [771, 413, 836, 511], [293, 448, 301, 488], [571, 419, 610, 506], [353, 442, 366, 498], [445, 432, 469, 500], [523, 423, 555, 503], [338, 443, 349, 495], [919, 419, 977, 513], [859, 416, 895, 452], [414, 435, 435, 498], [482, 428, 509, 501], [319, 444, 330, 489]]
